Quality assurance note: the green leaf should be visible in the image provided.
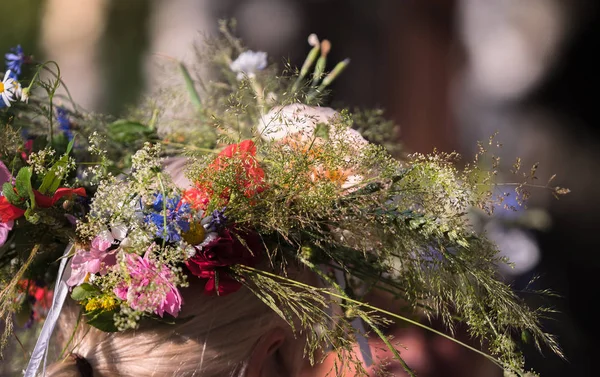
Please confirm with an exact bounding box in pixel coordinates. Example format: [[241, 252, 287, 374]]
[[179, 62, 202, 111], [38, 154, 68, 195], [14, 167, 35, 208], [85, 309, 118, 332], [71, 283, 101, 301], [50, 133, 70, 155], [314, 122, 330, 139], [24, 207, 40, 224], [38, 139, 74, 195], [65, 136, 75, 155], [108, 120, 155, 143], [2, 182, 21, 205]]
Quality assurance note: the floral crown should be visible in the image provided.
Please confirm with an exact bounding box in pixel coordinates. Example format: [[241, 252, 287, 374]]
[[0, 23, 567, 377]]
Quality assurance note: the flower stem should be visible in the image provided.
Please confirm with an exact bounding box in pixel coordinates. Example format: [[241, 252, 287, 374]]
[[238, 264, 506, 370]]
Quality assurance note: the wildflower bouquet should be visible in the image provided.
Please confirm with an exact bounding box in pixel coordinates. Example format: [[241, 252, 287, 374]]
[[0, 22, 567, 376]]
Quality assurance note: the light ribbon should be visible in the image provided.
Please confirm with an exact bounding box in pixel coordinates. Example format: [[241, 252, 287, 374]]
[[23, 242, 74, 377], [332, 266, 373, 367]]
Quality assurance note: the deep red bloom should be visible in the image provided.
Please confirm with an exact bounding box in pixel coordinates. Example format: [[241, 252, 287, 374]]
[[185, 228, 262, 296]]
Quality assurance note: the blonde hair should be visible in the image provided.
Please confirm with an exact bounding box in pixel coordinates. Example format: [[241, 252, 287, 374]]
[[45, 158, 308, 376], [46, 278, 307, 377]]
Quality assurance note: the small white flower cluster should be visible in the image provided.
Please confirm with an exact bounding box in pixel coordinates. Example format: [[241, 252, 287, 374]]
[[54, 156, 77, 178], [130, 143, 164, 196], [88, 131, 106, 156], [113, 304, 142, 332], [131, 142, 162, 173], [1, 70, 28, 107], [79, 131, 111, 185], [230, 50, 267, 80], [26, 147, 56, 175]]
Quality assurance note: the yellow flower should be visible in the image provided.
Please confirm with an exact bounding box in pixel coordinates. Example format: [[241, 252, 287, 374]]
[[85, 296, 118, 312], [85, 298, 102, 312], [182, 222, 206, 245]]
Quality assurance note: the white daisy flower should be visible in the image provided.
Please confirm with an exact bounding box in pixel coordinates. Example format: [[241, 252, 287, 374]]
[[20, 87, 29, 103], [230, 50, 267, 80], [12, 80, 25, 101], [97, 223, 130, 249], [0, 70, 16, 107]]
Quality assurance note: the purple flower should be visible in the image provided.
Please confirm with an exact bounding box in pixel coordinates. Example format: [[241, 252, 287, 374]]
[[0, 161, 12, 185], [145, 193, 190, 243], [205, 207, 227, 232], [0, 220, 13, 247], [114, 250, 182, 317], [5, 45, 25, 76], [67, 234, 118, 286]]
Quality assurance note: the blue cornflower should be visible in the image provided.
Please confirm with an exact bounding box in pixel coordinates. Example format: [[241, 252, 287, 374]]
[[146, 193, 191, 243], [5, 45, 25, 76], [56, 107, 73, 141]]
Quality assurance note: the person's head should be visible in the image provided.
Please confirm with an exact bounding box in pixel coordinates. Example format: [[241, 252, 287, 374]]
[[46, 158, 308, 377], [46, 277, 307, 377]]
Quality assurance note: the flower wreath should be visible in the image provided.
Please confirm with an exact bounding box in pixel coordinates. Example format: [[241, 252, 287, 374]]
[[0, 24, 568, 377]]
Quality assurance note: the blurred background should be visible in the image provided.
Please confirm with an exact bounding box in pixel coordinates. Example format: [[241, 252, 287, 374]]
[[1, 0, 598, 376]]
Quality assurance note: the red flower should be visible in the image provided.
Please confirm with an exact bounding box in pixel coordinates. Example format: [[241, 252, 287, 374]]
[[185, 228, 262, 296], [33, 187, 87, 208], [0, 187, 87, 223], [0, 197, 26, 223], [21, 139, 34, 160], [183, 140, 267, 210], [18, 280, 52, 308], [16, 280, 53, 327], [182, 185, 211, 211], [218, 139, 255, 158], [212, 140, 267, 198]]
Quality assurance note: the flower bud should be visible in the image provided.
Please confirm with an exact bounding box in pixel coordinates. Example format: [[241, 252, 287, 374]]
[[63, 200, 73, 210]]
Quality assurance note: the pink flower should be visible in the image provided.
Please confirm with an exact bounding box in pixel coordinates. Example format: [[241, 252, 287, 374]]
[[0, 161, 11, 186], [1, 161, 14, 247], [114, 251, 182, 318], [67, 234, 117, 287], [0, 220, 13, 247]]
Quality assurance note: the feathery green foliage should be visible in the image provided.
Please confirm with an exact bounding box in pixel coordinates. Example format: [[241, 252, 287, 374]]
[[0, 21, 569, 377]]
